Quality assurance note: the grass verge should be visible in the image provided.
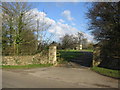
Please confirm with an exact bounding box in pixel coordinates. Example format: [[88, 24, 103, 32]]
[[2, 64, 53, 69], [91, 66, 120, 79]]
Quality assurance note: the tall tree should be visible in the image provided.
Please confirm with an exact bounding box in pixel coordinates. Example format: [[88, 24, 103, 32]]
[[77, 32, 84, 45], [35, 11, 54, 52], [60, 34, 76, 49], [87, 2, 120, 69], [60, 33, 87, 50], [2, 2, 37, 55]]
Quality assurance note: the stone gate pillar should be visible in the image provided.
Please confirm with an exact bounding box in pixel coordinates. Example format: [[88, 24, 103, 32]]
[[80, 44, 82, 50], [49, 42, 57, 65]]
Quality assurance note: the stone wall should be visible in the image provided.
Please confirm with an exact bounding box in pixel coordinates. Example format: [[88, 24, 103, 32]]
[[2, 52, 49, 66], [2, 43, 57, 66]]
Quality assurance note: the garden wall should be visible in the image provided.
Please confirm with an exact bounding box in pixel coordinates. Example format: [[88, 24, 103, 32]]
[[2, 43, 58, 66], [2, 53, 49, 65]]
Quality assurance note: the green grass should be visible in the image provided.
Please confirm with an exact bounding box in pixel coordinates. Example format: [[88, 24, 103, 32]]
[[91, 66, 120, 79], [80, 49, 93, 52], [58, 49, 93, 61], [57, 49, 93, 64], [58, 49, 93, 52], [2, 64, 53, 69], [58, 50, 83, 61]]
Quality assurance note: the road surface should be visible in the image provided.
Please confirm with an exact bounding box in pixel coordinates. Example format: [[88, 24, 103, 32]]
[[2, 67, 119, 88]]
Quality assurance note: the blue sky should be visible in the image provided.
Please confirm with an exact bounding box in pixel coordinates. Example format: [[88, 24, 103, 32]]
[[29, 2, 93, 42]]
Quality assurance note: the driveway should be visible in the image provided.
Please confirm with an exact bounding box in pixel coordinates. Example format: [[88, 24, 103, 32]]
[[2, 67, 118, 88]]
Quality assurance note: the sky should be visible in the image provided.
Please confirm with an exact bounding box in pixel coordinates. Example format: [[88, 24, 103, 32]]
[[28, 2, 94, 42]]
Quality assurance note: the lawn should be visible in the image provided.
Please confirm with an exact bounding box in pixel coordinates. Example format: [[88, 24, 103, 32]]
[[2, 64, 53, 69], [57, 49, 93, 64], [58, 50, 82, 61], [58, 49, 93, 61], [91, 66, 120, 79]]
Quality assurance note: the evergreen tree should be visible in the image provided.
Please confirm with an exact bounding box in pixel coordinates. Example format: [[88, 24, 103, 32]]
[[87, 2, 120, 69]]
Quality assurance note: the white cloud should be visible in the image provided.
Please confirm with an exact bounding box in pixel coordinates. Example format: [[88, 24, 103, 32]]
[[25, 8, 93, 42], [61, 10, 74, 21], [24, 8, 55, 29], [83, 33, 94, 42], [71, 22, 76, 26], [49, 22, 79, 38], [59, 19, 65, 23]]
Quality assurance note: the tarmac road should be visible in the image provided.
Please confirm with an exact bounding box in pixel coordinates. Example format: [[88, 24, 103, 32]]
[[2, 67, 119, 88]]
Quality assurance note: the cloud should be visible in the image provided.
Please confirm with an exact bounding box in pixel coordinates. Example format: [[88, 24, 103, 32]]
[[25, 8, 93, 42], [61, 10, 74, 21], [59, 19, 65, 23], [48, 22, 79, 38], [25, 8, 55, 29], [71, 22, 76, 26], [83, 33, 94, 42]]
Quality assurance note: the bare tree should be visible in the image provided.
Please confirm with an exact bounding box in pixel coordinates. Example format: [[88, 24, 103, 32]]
[[2, 2, 36, 55], [60, 34, 77, 49], [35, 10, 54, 52], [77, 32, 84, 45]]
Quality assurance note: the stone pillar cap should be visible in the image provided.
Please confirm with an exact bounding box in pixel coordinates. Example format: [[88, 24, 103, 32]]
[[50, 41, 57, 46]]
